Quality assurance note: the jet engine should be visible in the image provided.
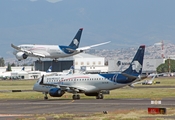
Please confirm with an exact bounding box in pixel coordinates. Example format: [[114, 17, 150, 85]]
[[15, 52, 28, 61], [49, 88, 65, 97]]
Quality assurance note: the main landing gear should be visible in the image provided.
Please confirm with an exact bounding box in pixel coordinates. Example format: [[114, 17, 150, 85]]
[[96, 93, 103, 99], [53, 59, 58, 62], [72, 94, 80, 100]]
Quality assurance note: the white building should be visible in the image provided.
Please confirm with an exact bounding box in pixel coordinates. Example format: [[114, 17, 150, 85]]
[[73, 53, 108, 73], [108, 59, 164, 74]]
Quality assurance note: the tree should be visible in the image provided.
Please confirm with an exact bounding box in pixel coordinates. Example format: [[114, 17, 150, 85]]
[[6, 63, 12, 71], [0, 57, 5, 67], [157, 59, 175, 73]]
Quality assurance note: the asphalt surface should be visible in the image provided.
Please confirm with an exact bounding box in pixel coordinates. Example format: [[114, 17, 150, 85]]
[[0, 98, 174, 119]]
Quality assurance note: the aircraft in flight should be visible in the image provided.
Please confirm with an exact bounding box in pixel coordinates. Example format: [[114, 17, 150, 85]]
[[33, 45, 146, 100], [11, 28, 110, 61]]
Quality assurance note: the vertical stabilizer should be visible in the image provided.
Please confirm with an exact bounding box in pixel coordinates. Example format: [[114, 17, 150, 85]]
[[67, 65, 74, 75], [69, 28, 83, 49], [46, 66, 52, 72], [122, 45, 145, 75], [21, 67, 25, 71]]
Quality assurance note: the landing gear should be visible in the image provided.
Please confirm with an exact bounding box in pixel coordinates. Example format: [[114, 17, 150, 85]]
[[37, 58, 42, 63], [44, 92, 48, 100], [72, 94, 80, 100], [44, 96, 48, 100], [53, 59, 58, 62], [96, 93, 103, 99]]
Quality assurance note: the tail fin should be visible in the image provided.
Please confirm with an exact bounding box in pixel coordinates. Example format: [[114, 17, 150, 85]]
[[67, 65, 74, 75], [69, 28, 83, 49], [21, 67, 25, 71], [46, 66, 52, 72], [122, 45, 145, 75]]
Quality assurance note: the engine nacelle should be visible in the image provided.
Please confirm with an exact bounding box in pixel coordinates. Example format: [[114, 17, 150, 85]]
[[49, 88, 65, 97], [16, 52, 28, 60]]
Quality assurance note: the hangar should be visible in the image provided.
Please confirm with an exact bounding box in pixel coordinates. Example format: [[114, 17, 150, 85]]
[[34, 53, 108, 73]]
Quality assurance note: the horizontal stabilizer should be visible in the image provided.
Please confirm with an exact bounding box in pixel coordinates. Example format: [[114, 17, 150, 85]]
[[121, 73, 137, 80], [77, 41, 111, 51]]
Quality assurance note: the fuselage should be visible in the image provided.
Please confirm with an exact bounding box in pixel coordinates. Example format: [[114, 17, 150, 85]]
[[33, 73, 137, 93], [13, 44, 80, 60]]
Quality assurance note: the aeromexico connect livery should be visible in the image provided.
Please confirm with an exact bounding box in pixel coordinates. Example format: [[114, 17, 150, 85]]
[[11, 28, 110, 61], [33, 45, 146, 100]]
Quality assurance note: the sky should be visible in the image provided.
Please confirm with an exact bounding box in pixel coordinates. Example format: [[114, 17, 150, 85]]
[[0, 0, 175, 58]]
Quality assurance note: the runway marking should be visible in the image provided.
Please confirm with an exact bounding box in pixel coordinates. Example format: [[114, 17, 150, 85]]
[[0, 102, 174, 105]]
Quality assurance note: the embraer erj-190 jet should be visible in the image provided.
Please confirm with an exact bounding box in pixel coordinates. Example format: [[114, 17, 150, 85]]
[[11, 28, 110, 61], [33, 45, 146, 100]]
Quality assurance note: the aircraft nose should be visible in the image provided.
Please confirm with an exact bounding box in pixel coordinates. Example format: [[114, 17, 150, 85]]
[[33, 83, 38, 91]]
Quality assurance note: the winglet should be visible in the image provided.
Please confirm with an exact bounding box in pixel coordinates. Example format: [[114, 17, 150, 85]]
[[11, 44, 21, 50]]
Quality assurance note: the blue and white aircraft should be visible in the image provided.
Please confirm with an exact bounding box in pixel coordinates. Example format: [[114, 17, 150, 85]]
[[33, 45, 146, 100], [11, 28, 110, 61]]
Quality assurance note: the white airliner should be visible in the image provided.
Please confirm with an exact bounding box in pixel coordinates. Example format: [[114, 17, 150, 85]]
[[129, 74, 157, 87], [0, 67, 25, 79], [11, 28, 110, 61], [33, 45, 146, 100]]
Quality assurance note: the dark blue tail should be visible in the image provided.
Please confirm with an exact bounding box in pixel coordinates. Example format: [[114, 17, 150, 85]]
[[22, 67, 25, 71], [69, 28, 83, 49], [122, 45, 145, 75]]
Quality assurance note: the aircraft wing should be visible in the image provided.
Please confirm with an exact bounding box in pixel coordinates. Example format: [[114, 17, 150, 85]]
[[76, 41, 111, 51], [11, 44, 45, 58], [59, 85, 87, 92]]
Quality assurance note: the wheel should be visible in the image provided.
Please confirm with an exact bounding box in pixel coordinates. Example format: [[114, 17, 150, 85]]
[[44, 96, 48, 100], [77, 95, 80, 99], [96, 93, 103, 99], [100, 94, 104, 99], [72, 95, 80, 100], [72, 95, 76, 100]]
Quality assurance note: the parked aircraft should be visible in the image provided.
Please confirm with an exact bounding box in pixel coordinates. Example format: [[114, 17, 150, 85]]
[[11, 28, 110, 61], [129, 74, 157, 87], [0, 67, 25, 79], [44, 65, 75, 76], [33, 45, 146, 100]]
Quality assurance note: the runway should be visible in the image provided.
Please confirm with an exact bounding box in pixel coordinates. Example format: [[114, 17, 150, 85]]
[[0, 98, 175, 119], [0, 98, 175, 114]]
